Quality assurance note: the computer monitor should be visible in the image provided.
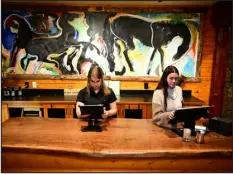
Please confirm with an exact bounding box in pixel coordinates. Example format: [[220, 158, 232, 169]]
[[79, 104, 104, 132], [79, 105, 104, 119], [169, 106, 210, 136]]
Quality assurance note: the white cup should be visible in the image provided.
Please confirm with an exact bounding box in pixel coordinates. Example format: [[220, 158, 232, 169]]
[[183, 128, 191, 142]]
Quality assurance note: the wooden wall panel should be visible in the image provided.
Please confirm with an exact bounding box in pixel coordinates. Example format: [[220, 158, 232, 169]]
[[2, 104, 9, 122], [120, 82, 145, 90]]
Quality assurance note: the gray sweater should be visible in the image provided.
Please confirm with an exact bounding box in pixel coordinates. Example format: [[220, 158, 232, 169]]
[[152, 86, 183, 129]]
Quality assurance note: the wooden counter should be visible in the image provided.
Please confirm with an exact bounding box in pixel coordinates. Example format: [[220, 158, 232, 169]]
[[2, 95, 205, 122], [2, 117, 232, 172]]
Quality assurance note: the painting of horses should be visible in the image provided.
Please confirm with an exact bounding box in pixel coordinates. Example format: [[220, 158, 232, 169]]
[[2, 10, 201, 78]]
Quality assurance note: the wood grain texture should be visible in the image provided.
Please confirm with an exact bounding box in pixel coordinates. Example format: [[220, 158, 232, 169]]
[[2, 104, 9, 122], [209, 27, 231, 118], [2, 117, 232, 172]]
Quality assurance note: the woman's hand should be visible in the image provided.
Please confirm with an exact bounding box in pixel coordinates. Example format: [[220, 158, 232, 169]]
[[102, 107, 109, 119], [169, 111, 175, 120], [78, 103, 84, 106], [76, 102, 90, 119]]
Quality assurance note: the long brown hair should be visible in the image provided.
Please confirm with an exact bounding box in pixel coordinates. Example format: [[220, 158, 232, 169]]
[[86, 64, 110, 96], [156, 65, 179, 110]]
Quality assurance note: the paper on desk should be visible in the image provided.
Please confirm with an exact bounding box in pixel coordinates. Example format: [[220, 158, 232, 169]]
[[108, 81, 120, 95]]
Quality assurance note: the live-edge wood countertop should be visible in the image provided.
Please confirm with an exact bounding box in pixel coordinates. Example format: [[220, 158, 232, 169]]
[[2, 117, 231, 172], [2, 117, 231, 158]]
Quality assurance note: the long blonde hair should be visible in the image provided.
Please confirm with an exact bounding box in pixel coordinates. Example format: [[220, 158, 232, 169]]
[[86, 64, 110, 96]]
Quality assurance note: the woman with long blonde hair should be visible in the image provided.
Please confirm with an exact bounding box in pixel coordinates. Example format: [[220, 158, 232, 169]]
[[76, 64, 117, 119]]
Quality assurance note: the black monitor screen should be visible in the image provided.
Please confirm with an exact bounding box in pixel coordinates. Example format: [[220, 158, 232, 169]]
[[170, 106, 210, 136], [170, 106, 210, 124], [79, 105, 104, 119]]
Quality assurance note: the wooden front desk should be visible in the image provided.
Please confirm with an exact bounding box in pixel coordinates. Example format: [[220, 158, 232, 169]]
[[2, 117, 232, 172], [2, 95, 205, 122]]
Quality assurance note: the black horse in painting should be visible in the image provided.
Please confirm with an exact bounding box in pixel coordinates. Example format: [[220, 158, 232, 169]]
[[104, 15, 191, 75]]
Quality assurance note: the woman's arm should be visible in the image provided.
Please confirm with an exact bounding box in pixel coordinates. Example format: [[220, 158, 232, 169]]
[[102, 101, 117, 118], [76, 102, 90, 119], [152, 90, 176, 129], [152, 102, 175, 129]]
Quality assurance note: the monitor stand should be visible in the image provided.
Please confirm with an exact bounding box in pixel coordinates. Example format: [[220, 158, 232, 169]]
[[81, 118, 103, 132], [184, 119, 196, 136]]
